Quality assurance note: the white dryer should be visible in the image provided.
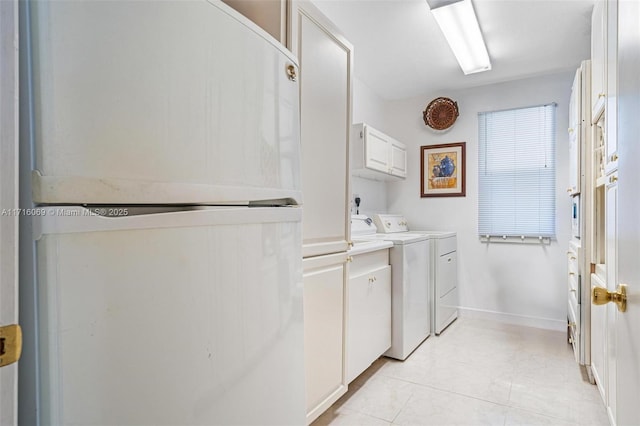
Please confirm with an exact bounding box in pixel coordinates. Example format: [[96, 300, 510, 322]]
[[374, 214, 459, 336]]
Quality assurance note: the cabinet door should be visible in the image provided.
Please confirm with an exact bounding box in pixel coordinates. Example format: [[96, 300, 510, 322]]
[[347, 265, 391, 383], [303, 253, 348, 424], [389, 139, 407, 178], [364, 126, 391, 174], [292, 1, 353, 258], [569, 129, 580, 195], [591, 0, 606, 121], [568, 68, 581, 195]]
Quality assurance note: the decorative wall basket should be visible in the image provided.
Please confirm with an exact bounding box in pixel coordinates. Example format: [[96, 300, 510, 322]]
[[423, 97, 459, 130]]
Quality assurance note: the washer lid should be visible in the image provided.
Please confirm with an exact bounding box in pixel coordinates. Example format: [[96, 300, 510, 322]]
[[364, 232, 430, 244]]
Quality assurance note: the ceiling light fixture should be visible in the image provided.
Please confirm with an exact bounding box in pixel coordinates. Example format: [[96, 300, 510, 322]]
[[427, 0, 491, 75]]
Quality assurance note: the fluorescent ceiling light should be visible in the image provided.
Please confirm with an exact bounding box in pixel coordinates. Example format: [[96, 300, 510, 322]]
[[429, 0, 491, 75]]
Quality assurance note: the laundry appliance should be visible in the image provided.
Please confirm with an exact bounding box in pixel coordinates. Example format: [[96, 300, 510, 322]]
[[373, 214, 459, 336]]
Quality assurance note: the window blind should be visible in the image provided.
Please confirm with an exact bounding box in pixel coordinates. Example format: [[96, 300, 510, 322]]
[[478, 104, 556, 238]]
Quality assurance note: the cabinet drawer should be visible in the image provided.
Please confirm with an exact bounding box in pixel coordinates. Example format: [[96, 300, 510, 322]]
[[350, 249, 389, 277], [437, 236, 456, 256], [567, 249, 578, 274]]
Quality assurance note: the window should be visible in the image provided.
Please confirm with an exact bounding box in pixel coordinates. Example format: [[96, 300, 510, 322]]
[[478, 104, 556, 239]]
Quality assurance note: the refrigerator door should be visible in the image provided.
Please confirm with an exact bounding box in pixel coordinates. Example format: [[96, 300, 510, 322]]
[[27, 0, 301, 205], [32, 207, 304, 425]]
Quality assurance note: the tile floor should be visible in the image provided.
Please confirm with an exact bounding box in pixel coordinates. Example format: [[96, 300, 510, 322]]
[[313, 318, 610, 426]]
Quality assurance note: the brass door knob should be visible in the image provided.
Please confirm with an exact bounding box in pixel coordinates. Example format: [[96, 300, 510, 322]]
[[592, 284, 627, 312]]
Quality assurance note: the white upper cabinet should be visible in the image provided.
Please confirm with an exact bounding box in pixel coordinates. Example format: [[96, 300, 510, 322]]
[[568, 68, 581, 195], [292, 1, 353, 258], [351, 123, 407, 180], [591, 0, 606, 121]]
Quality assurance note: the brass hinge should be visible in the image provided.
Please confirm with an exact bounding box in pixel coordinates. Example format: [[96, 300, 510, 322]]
[[0, 324, 22, 367]]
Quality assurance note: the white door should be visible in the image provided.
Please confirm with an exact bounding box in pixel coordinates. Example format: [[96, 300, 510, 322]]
[[0, 1, 20, 424], [614, 1, 640, 424]]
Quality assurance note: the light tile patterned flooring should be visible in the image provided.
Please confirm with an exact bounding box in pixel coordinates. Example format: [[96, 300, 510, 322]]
[[313, 318, 610, 426]]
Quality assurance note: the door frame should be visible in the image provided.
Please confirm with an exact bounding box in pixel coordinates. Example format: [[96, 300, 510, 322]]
[[0, 0, 20, 424]]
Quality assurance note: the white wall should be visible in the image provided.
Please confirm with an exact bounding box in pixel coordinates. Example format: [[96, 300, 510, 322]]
[[384, 71, 574, 330], [350, 77, 389, 217]]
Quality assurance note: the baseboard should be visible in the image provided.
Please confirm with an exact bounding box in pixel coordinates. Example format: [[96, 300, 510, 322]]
[[458, 307, 566, 331]]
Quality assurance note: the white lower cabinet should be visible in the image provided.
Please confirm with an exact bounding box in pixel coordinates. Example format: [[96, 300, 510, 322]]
[[347, 249, 391, 383], [303, 253, 348, 424]]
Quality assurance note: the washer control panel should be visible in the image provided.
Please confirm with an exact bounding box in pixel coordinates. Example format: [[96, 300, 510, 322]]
[[373, 214, 409, 233]]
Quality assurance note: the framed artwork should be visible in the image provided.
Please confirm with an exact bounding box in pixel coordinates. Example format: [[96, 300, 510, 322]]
[[420, 142, 466, 197]]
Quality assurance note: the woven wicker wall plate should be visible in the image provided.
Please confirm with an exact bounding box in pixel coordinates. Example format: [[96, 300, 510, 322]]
[[423, 97, 459, 130]]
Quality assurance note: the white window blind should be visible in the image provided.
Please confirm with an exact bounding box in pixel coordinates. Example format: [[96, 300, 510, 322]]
[[478, 104, 556, 238]]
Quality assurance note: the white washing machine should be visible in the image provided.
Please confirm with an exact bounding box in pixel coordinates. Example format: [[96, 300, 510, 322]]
[[352, 215, 431, 360], [373, 214, 459, 336]]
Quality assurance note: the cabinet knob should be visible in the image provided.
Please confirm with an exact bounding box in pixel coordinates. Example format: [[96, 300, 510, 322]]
[[568, 127, 574, 134], [566, 188, 572, 193], [609, 175, 618, 183], [611, 153, 618, 162], [346, 256, 353, 263], [286, 64, 297, 82]]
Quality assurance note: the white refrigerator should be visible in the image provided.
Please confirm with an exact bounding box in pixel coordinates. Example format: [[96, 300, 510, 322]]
[[19, 1, 305, 424]]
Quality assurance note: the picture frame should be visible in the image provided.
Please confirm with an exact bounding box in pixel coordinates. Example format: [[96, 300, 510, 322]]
[[420, 142, 466, 197]]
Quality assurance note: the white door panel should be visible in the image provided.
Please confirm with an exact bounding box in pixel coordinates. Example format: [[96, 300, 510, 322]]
[[615, 1, 640, 423], [0, 1, 19, 424]]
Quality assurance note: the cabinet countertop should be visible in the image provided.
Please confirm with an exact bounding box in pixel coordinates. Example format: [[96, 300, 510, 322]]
[[348, 239, 393, 256]]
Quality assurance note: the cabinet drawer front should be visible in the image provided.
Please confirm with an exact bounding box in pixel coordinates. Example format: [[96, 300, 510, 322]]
[[437, 236, 456, 256], [350, 250, 389, 277], [567, 249, 578, 274], [436, 252, 457, 298]]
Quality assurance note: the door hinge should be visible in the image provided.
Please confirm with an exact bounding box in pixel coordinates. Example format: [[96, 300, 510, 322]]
[[0, 324, 22, 367]]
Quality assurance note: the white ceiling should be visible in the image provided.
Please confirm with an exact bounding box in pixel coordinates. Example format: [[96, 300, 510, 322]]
[[311, 0, 595, 100]]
